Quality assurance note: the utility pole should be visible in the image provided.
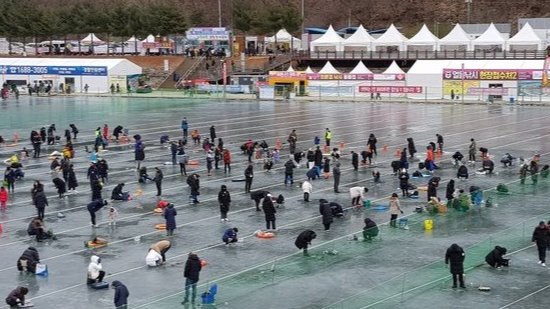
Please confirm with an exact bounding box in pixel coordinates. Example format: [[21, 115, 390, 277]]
[[218, 0, 222, 27], [301, 0, 305, 34], [465, 0, 473, 24]]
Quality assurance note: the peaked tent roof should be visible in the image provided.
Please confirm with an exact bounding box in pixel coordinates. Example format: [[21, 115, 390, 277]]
[[304, 66, 315, 73], [343, 25, 375, 47], [265, 29, 302, 44], [126, 36, 139, 43], [473, 23, 506, 45], [310, 25, 345, 51], [349, 61, 373, 74], [142, 34, 156, 43], [318, 61, 340, 74], [374, 24, 408, 47], [439, 23, 471, 44], [407, 24, 439, 45], [286, 65, 295, 72], [507, 22, 544, 49], [382, 61, 405, 74], [81, 33, 104, 44]]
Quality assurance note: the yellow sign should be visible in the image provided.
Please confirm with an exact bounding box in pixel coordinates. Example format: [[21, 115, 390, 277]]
[[443, 80, 480, 95]]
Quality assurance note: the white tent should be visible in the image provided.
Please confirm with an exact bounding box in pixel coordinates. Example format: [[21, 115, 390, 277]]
[[342, 25, 374, 52], [349, 61, 373, 74], [507, 22, 544, 51], [126, 36, 139, 43], [472, 23, 506, 52], [142, 34, 156, 43], [304, 66, 315, 73], [310, 25, 345, 52], [286, 65, 295, 72], [383, 61, 405, 74], [373, 24, 408, 52], [407, 24, 439, 51], [80, 33, 104, 45], [318, 61, 340, 74], [266, 29, 302, 47], [439, 23, 472, 51]]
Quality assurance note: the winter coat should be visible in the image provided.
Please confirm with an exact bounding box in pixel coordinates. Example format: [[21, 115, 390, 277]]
[[363, 219, 379, 237], [0, 189, 7, 202], [262, 197, 277, 221], [134, 140, 145, 161], [427, 181, 438, 201], [67, 169, 78, 188], [314, 149, 323, 166], [284, 160, 296, 174], [407, 138, 417, 155], [469, 141, 477, 155], [399, 172, 409, 189], [150, 240, 171, 254], [112, 280, 129, 307], [184, 253, 202, 281], [34, 190, 48, 209], [87, 199, 106, 213], [91, 180, 103, 201], [306, 167, 319, 179], [154, 169, 163, 184], [389, 198, 402, 215], [319, 200, 333, 225], [251, 190, 269, 201], [218, 187, 231, 212], [333, 163, 341, 176], [17, 247, 40, 272], [485, 246, 508, 267], [164, 204, 177, 230], [88, 255, 103, 279], [457, 165, 469, 178], [532, 225, 550, 246], [302, 181, 313, 194], [111, 184, 125, 200], [349, 187, 366, 198], [445, 244, 465, 274], [244, 166, 254, 179], [181, 120, 188, 130], [97, 161, 108, 177], [352, 152, 359, 165], [6, 287, 27, 305], [222, 228, 237, 241], [187, 175, 200, 196], [52, 177, 66, 194], [295, 230, 317, 249], [209, 126, 216, 139], [446, 180, 455, 200], [223, 150, 231, 163]]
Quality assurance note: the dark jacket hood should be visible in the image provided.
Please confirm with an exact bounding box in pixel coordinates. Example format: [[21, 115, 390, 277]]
[[112, 280, 122, 287]]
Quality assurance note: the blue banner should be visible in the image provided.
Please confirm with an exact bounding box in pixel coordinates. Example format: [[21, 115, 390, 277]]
[[0, 65, 108, 76]]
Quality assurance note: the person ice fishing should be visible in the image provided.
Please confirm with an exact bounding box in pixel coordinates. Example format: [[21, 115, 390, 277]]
[[222, 227, 239, 245], [295, 230, 317, 257]]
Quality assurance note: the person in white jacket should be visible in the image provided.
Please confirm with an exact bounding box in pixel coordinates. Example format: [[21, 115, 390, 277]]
[[87, 255, 105, 284], [302, 181, 313, 202], [145, 240, 171, 266], [349, 186, 368, 207]]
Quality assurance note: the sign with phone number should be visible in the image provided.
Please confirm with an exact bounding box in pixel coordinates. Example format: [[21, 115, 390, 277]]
[[0, 65, 108, 76]]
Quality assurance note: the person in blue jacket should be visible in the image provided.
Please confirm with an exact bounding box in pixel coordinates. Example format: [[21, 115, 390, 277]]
[[222, 227, 239, 245], [111, 280, 129, 309], [87, 200, 108, 228], [181, 117, 189, 138]]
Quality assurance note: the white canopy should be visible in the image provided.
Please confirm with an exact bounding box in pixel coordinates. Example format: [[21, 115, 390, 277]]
[[507, 22, 544, 50], [142, 34, 156, 43], [126, 36, 139, 43], [318, 61, 340, 74], [439, 23, 472, 51], [266, 29, 302, 46], [310, 25, 345, 52], [383, 61, 405, 74], [80, 33, 104, 44], [342, 25, 374, 50], [286, 65, 295, 72], [304, 66, 315, 73], [407, 24, 439, 51], [349, 61, 372, 74], [472, 23, 506, 50], [374, 24, 408, 51]]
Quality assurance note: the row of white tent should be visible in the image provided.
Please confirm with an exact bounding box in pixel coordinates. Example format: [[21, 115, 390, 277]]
[[76, 33, 169, 45], [287, 60, 405, 75], [310, 22, 547, 52]]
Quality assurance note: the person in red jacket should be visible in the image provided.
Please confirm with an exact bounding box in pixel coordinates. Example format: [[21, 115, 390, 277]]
[[223, 149, 231, 173], [0, 186, 8, 210]]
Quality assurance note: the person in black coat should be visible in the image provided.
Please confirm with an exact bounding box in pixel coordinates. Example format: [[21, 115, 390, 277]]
[[67, 164, 78, 193], [69, 123, 79, 139], [52, 177, 66, 198], [218, 185, 231, 221], [87, 200, 108, 227], [445, 179, 455, 201], [427, 177, 440, 202], [17, 247, 40, 273], [351, 150, 359, 170], [91, 179, 103, 201], [64, 128, 71, 144], [33, 188, 48, 220], [209, 125, 216, 141], [367, 134, 377, 156], [314, 147, 323, 167], [186, 174, 200, 204], [182, 252, 202, 304], [295, 230, 317, 256], [284, 158, 297, 185], [407, 137, 417, 159], [436, 134, 444, 153], [457, 164, 469, 179], [532, 221, 550, 266], [244, 164, 253, 193], [319, 199, 333, 231], [112, 125, 123, 142], [5, 286, 28, 307], [164, 203, 177, 236], [445, 243, 466, 288], [154, 167, 163, 197], [250, 190, 269, 211], [485, 246, 509, 268], [111, 183, 129, 201], [111, 280, 129, 309], [134, 137, 145, 170], [399, 169, 410, 197], [262, 194, 277, 230]]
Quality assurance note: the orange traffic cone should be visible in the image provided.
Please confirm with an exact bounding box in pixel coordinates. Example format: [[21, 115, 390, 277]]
[[395, 148, 401, 157]]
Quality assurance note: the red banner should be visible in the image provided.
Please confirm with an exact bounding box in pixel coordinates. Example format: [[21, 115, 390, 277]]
[[443, 68, 541, 80], [358, 86, 423, 93]]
